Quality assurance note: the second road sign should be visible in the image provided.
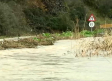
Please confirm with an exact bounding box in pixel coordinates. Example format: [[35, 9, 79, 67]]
[[89, 22, 95, 28]]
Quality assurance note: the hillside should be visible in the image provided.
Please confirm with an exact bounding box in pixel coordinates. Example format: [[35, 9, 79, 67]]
[[0, 0, 112, 36]]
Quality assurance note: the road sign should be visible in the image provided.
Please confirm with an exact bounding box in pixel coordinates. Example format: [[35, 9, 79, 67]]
[[88, 14, 96, 21], [89, 22, 95, 28], [100, 24, 112, 28]]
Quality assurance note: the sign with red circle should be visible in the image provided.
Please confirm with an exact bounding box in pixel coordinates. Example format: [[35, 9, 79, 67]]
[[89, 22, 95, 28]]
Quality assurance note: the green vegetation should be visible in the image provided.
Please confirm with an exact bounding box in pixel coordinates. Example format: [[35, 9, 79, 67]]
[[42, 33, 51, 38], [0, 0, 111, 37], [80, 30, 94, 37], [80, 29, 104, 37], [83, 0, 112, 17]]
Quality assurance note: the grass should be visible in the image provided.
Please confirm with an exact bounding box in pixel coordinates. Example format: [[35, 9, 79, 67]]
[[80, 29, 104, 37]]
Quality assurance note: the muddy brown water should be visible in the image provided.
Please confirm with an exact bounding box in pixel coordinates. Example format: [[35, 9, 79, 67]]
[[0, 40, 112, 81]]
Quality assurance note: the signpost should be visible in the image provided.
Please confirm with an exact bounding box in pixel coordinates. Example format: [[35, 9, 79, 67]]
[[89, 22, 95, 32], [88, 14, 96, 32]]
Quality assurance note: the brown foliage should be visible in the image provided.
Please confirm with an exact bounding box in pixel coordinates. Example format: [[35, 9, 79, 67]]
[[27, 0, 46, 11]]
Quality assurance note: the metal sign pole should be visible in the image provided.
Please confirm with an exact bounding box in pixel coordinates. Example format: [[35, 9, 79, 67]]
[[91, 27, 92, 32], [89, 21, 95, 32]]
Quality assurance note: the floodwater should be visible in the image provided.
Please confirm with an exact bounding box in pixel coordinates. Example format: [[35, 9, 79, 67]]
[[0, 40, 112, 81]]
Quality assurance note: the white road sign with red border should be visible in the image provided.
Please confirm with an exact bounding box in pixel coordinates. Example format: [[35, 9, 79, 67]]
[[89, 22, 95, 28], [88, 14, 96, 21]]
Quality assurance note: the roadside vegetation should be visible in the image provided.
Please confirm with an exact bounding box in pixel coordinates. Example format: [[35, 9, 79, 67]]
[[0, 29, 107, 50], [0, 31, 73, 50]]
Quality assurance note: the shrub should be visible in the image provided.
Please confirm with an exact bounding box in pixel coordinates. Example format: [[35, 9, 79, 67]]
[[80, 30, 94, 37], [61, 31, 73, 37], [0, 1, 30, 36]]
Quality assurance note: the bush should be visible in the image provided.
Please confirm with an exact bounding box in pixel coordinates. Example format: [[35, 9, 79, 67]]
[[80, 29, 104, 37], [83, 0, 112, 18], [80, 30, 95, 37], [0, 1, 30, 36], [61, 31, 73, 37], [47, 12, 74, 31]]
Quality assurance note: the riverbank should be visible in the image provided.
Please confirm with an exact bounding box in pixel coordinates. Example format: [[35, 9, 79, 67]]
[[1, 36, 112, 57], [0, 31, 73, 50]]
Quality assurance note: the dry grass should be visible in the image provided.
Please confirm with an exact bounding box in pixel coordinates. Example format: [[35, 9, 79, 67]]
[[74, 27, 112, 57], [0, 38, 38, 49], [0, 37, 54, 50], [75, 35, 112, 57]]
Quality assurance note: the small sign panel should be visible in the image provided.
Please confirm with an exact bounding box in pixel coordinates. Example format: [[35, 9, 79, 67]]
[[88, 14, 96, 21], [100, 24, 112, 28], [89, 22, 95, 27]]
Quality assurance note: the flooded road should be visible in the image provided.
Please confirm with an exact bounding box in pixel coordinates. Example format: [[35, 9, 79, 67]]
[[0, 40, 112, 81]]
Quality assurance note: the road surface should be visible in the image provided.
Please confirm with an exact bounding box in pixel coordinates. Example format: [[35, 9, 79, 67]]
[[0, 39, 112, 81]]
